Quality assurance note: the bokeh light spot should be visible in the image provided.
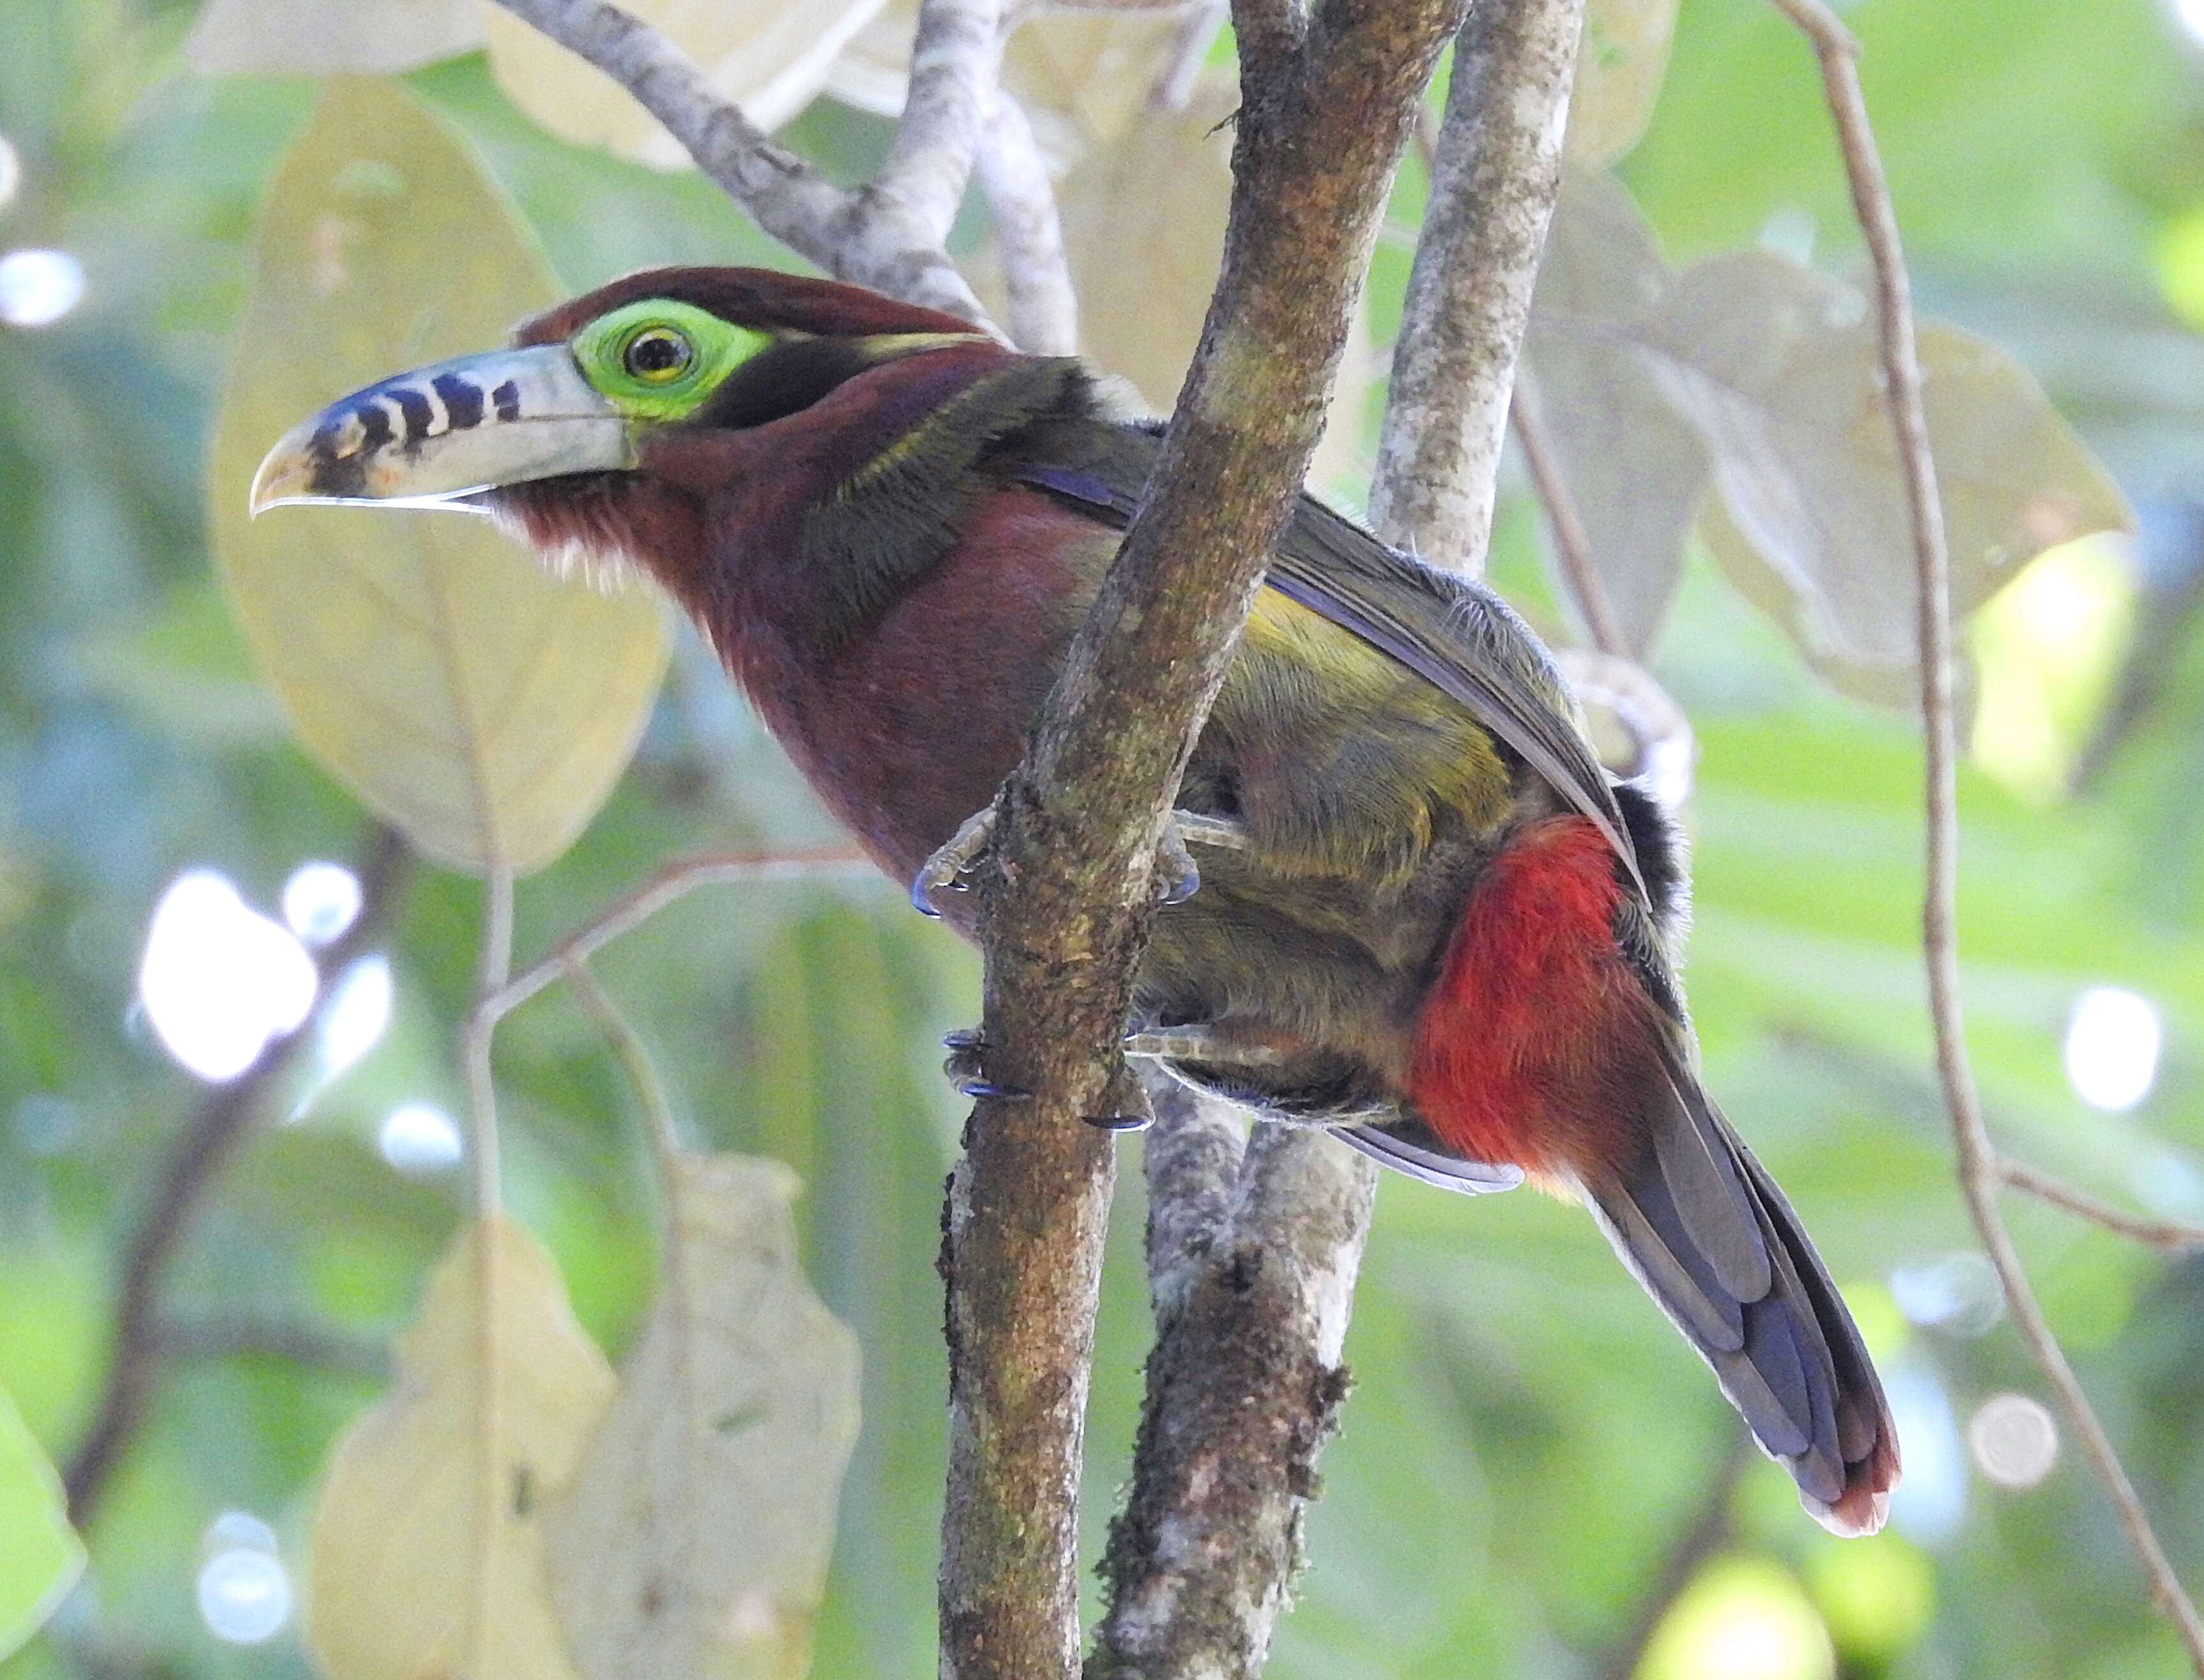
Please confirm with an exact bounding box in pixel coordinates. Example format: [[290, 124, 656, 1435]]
[[1888, 1253, 2002, 1337], [0, 248, 84, 327], [1969, 1392, 2060, 1489], [196, 1542, 291, 1645], [380, 1102, 464, 1172], [2177, 0, 2204, 52], [1641, 1556, 1834, 1680], [319, 955, 392, 1078], [283, 859, 362, 945], [1969, 537, 2136, 801], [138, 870, 316, 1082], [2064, 986, 2161, 1112]]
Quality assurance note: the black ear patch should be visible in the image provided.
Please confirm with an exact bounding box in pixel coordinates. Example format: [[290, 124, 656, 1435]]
[[692, 338, 882, 431], [1614, 778, 1690, 946]]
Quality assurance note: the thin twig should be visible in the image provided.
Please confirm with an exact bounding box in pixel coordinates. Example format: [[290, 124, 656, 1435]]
[[489, 0, 995, 327], [464, 865, 516, 1680], [63, 825, 410, 1523], [474, 846, 873, 1034], [1367, 0, 1586, 573], [1766, 0, 2204, 1663], [562, 953, 689, 1174], [1996, 1159, 2204, 1254], [978, 92, 1080, 355], [1511, 366, 1629, 657]]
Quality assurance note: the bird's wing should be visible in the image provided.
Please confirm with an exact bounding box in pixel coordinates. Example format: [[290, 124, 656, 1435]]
[[999, 426, 1647, 903]]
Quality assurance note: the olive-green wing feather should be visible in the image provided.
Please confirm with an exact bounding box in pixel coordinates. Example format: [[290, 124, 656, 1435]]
[[995, 419, 1648, 903]]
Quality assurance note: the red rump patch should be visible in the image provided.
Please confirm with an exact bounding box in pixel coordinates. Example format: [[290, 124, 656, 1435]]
[[1407, 815, 1648, 1180]]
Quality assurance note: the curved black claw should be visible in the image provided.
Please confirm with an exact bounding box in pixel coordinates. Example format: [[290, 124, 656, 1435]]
[[1158, 858, 1202, 906], [942, 1027, 985, 1052], [958, 1080, 1031, 1101], [1083, 1111, 1153, 1133], [910, 869, 967, 919]]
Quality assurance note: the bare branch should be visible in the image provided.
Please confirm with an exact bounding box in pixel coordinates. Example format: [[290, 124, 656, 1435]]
[[1766, 0, 2204, 1663], [979, 93, 1080, 354], [1090, 1124, 1377, 1679], [1511, 366, 1628, 657], [64, 825, 410, 1524], [871, 0, 1008, 244], [1367, 0, 1586, 573], [489, 0, 995, 325], [940, 0, 1472, 1671], [1997, 1159, 2204, 1254], [1089, 1, 1588, 1670]]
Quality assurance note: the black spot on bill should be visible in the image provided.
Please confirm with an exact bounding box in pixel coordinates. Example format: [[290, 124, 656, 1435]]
[[432, 373, 485, 431]]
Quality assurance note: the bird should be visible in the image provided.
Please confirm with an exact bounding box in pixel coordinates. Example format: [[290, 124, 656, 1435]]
[[252, 264, 1899, 1535]]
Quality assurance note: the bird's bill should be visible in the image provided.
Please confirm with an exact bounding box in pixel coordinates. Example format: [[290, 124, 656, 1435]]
[[248, 344, 636, 516]]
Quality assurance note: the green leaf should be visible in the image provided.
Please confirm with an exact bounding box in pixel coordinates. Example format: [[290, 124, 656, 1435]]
[[1566, 0, 1681, 170], [0, 1379, 84, 1663], [211, 79, 668, 875]]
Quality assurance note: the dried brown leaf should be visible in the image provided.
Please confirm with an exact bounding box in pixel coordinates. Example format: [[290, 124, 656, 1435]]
[[1522, 170, 1706, 653], [1638, 252, 2132, 699], [212, 81, 667, 875], [545, 1156, 861, 1680]]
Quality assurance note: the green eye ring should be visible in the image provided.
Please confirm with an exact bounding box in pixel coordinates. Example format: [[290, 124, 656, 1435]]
[[620, 325, 694, 383], [573, 299, 770, 421]]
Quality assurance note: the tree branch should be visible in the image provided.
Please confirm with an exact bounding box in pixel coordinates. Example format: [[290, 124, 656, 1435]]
[[979, 92, 1080, 355], [938, 0, 1471, 1672], [64, 824, 410, 1524], [870, 0, 1008, 244], [489, 0, 996, 327], [1089, 3, 1584, 1672], [1764, 0, 2204, 1665], [1367, 0, 1587, 571]]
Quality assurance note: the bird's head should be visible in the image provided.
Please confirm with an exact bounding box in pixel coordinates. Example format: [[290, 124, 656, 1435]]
[[249, 265, 994, 577]]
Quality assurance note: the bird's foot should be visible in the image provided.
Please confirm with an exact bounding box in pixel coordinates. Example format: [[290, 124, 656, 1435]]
[[941, 1027, 1028, 1100], [1122, 1023, 1289, 1068], [910, 807, 1249, 919], [911, 808, 999, 918], [941, 1027, 1151, 1129]]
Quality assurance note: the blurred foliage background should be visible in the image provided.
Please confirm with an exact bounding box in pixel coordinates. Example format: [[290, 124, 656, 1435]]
[[6, 0, 2204, 1676]]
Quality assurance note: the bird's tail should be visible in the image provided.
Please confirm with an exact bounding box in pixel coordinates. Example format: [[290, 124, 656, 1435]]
[[1404, 814, 1898, 1533], [1580, 1055, 1900, 1535]]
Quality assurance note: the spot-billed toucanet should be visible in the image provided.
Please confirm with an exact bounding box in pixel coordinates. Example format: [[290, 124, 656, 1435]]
[[253, 265, 1900, 1534]]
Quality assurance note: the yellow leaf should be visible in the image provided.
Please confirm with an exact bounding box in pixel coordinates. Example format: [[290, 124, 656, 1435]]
[[485, 0, 888, 165], [1563, 0, 1680, 170], [185, 0, 480, 74], [546, 1156, 860, 1680], [306, 1214, 616, 1680], [828, 3, 1200, 172], [211, 80, 667, 875]]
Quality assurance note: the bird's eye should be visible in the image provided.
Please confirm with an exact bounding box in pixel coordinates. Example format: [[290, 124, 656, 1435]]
[[622, 327, 694, 383]]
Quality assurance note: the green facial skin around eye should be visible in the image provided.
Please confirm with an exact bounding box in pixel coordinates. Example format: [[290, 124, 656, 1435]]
[[571, 299, 771, 422]]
